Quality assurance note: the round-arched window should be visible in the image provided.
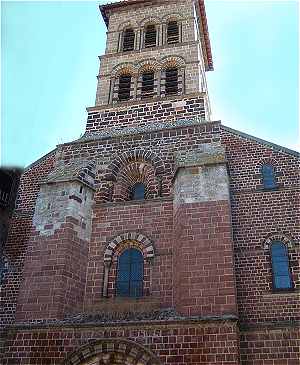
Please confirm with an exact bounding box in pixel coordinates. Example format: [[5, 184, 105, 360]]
[[116, 248, 144, 297]]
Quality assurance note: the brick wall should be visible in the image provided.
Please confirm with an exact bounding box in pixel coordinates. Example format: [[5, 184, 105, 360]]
[[240, 327, 300, 364], [2, 321, 240, 365], [221, 126, 300, 325]]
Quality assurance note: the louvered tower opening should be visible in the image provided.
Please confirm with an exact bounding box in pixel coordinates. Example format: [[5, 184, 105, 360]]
[[141, 72, 155, 98], [165, 68, 179, 95], [118, 75, 132, 101], [167, 21, 179, 44], [144, 24, 157, 48], [122, 28, 135, 52]]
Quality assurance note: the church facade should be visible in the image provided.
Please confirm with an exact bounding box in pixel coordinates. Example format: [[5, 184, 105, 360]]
[[1, 1, 299, 364]]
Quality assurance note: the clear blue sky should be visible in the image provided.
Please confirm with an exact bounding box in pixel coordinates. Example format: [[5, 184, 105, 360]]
[[1, 0, 299, 167]]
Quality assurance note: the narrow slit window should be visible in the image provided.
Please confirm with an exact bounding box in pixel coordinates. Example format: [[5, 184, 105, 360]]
[[271, 242, 293, 291], [141, 72, 155, 98], [167, 21, 179, 44], [131, 183, 145, 200], [122, 28, 135, 52], [165, 67, 178, 95], [144, 24, 157, 48], [118, 75, 132, 101], [262, 164, 277, 189], [116, 248, 143, 298]]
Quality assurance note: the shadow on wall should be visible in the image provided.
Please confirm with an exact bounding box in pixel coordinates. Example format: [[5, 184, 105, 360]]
[[0, 167, 22, 282]]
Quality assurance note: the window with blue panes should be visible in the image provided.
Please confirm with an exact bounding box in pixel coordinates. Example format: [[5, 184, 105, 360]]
[[271, 242, 293, 291], [116, 248, 144, 297], [261, 164, 277, 189], [131, 183, 145, 200]]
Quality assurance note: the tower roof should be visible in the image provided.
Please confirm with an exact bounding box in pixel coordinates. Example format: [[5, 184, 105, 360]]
[[99, 0, 213, 71]]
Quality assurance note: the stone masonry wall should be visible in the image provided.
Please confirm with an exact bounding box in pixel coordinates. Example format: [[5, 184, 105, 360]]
[[86, 95, 206, 133]]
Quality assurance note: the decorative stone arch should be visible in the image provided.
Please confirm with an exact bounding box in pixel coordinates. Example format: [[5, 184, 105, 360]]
[[62, 338, 162, 365], [105, 149, 165, 182], [263, 233, 294, 250], [117, 20, 137, 32], [111, 62, 137, 78], [104, 232, 155, 264], [137, 59, 161, 75], [162, 12, 184, 23], [139, 16, 161, 28], [113, 161, 160, 201], [160, 55, 186, 70]]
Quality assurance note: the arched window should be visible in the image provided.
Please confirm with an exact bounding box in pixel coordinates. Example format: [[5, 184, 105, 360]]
[[271, 242, 293, 291], [167, 21, 179, 44], [141, 71, 155, 98], [131, 183, 145, 200], [261, 164, 277, 189], [165, 67, 178, 95], [122, 28, 135, 52], [116, 248, 144, 297], [144, 24, 157, 48], [118, 74, 132, 101]]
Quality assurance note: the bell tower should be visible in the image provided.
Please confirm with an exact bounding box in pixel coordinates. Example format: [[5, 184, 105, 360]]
[[85, 0, 213, 135]]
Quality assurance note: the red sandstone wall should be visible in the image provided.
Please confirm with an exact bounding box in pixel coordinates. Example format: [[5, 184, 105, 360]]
[[173, 201, 237, 317], [1, 152, 56, 328], [221, 127, 300, 324], [85, 199, 174, 308], [2, 322, 240, 365]]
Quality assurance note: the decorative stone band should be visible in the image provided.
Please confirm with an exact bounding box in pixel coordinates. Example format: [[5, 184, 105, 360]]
[[263, 234, 294, 250], [104, 232, 155, 264], [61, 338, 162, 365]]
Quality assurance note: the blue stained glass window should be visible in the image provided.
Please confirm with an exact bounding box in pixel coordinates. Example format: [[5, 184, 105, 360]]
[[131, 183, 145, 200], [262, 164, 277, 189], [116, 248, 143, 297], [271, 242, 293, 291]]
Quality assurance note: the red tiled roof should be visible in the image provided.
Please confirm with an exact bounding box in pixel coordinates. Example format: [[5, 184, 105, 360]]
[[99, 0, 213, 71]]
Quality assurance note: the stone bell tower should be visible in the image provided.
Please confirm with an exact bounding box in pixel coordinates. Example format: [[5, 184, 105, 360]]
[[85, 0, 214, 135]]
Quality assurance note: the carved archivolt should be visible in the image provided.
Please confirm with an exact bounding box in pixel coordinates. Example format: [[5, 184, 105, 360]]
[[62, 338, 162, 365]]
